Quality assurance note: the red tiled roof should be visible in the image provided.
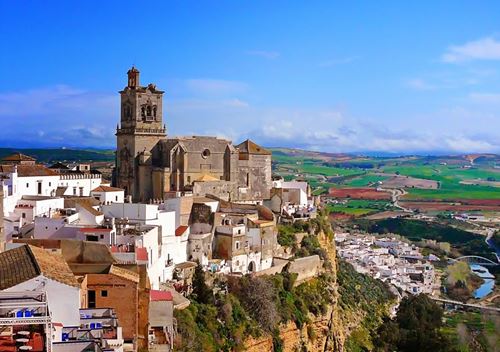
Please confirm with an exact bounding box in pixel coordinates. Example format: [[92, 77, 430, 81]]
[[2, 153, 36, 162], [236, 139, 271, 155], [150, 290, 173, 301], [136, 247, 148, 261], [0, 164, 58, 177], [175, 225, 189, 237], [91, 185, 124, 192], [0, 245, 79, 290]]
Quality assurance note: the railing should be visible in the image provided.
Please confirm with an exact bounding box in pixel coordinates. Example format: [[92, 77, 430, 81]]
[[59, 173, 101, 180]]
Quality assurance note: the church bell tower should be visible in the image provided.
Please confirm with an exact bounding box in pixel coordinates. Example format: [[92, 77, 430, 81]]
[[115, 66, 166, 201]]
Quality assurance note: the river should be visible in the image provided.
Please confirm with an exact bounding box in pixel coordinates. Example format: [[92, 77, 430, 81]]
[[470, 230, 499, 299], [470, 264, 495, 299]]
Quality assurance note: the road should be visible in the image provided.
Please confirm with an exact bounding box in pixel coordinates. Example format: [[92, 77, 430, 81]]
[[378, 187, 412, 213]]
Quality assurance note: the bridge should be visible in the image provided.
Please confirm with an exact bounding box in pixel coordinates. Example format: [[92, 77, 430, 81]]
[[430, 297, 500, 313], [449, 255, 499, 267]]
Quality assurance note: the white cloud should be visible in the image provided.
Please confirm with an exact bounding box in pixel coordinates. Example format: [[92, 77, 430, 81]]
[[442, 37, 500, 63], [246, 50, 280, 59], [2, 83, 500, 153], [0, 85, 117, 147]]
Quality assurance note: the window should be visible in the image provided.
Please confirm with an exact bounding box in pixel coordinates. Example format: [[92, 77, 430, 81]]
[[73, 187, 77, 195], [115, 196, 118, 202], [88, 290, 96, 308], [49, 182, 51, 187], [235, 241, 240, 250], [37, 182, 42, 195], [237, 229, 241, 234], [100, 234, 104, 239], [22, 213, 26, 219], [79, 187, 84, 197], [187, 176, 191, 183], [202, 149, 211, 159], [26, 183, 29, 188], [101, 290, 108, 297]]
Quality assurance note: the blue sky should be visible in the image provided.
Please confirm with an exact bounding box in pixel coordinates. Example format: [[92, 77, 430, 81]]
[[1, 1, 500, 154]]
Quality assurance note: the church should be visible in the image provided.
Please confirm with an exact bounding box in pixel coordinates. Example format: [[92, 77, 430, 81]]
[[114, 67, 272, 203]]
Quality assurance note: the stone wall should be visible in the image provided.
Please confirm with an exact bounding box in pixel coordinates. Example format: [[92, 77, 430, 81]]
[[288, 255, 322, 284]]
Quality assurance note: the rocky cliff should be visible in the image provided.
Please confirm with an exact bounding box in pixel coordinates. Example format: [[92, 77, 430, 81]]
[[244, 219, 394, 352]]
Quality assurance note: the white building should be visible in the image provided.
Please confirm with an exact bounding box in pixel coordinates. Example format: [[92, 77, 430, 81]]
[[101, 203, 186, 285], [1, 155, 103, 239], [91, 185, 125, 205], [0, 244, 80, 331]]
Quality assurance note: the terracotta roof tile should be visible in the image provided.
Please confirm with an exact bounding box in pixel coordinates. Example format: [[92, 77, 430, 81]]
[[2, 153, 36, 162], [236, 139, 271, 155], [175, 225, 189, 237], [76, 201, 103, 216], [0, 164, 58, 177], [91, 185, 124, 192], [150, 290, 173, 301], [109, 265, 140, 283], [0, 245, 78, 289]]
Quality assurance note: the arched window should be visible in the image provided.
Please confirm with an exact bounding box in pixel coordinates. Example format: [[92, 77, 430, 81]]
[[147, 106, 152, 117]]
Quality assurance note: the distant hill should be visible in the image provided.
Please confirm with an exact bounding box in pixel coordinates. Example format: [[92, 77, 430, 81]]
[[0, 148, 115, 163]]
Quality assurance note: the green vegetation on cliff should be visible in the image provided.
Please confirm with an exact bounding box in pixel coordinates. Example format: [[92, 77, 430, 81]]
[[174, 269, 336, 351], [337, 260, 396, 351]]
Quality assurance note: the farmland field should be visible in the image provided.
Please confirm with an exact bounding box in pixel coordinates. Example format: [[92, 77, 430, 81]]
[[272, 148, 500, 201]]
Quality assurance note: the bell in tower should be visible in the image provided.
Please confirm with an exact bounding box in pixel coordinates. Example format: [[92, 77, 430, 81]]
[[127, 66, 140, 88]]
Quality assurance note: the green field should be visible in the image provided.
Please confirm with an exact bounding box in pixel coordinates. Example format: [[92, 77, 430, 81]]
[[344, 174, 389, 187], [272, 149, 500, 201], [326, 199, 392, 216]]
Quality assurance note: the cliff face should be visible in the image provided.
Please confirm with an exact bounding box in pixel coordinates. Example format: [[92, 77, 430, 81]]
[[244, 227, 349, 352], [244, 220, 394, 352]]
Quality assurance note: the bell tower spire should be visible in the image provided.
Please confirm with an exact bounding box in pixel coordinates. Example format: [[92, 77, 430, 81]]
[[127, 66, 140, 88]]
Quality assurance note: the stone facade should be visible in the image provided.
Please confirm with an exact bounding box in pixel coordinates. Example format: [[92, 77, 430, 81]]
[[115, 67, 271, 203]]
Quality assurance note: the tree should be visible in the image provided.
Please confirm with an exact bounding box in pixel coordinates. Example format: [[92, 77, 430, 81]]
[[191, 262, 213, 304], [229, 276, 279, 332], [374, 294, 455, 352]]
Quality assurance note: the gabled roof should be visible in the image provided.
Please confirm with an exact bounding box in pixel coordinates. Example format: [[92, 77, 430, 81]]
[[0, 245, 79, 290], [236, 139, 271, 155], [0, 164, 58, 177], [91, 185, 124, 193], [1, 153, 36, 162]]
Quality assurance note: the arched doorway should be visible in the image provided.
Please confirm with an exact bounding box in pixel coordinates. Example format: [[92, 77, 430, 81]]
[[248, 261, 256, 273]]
